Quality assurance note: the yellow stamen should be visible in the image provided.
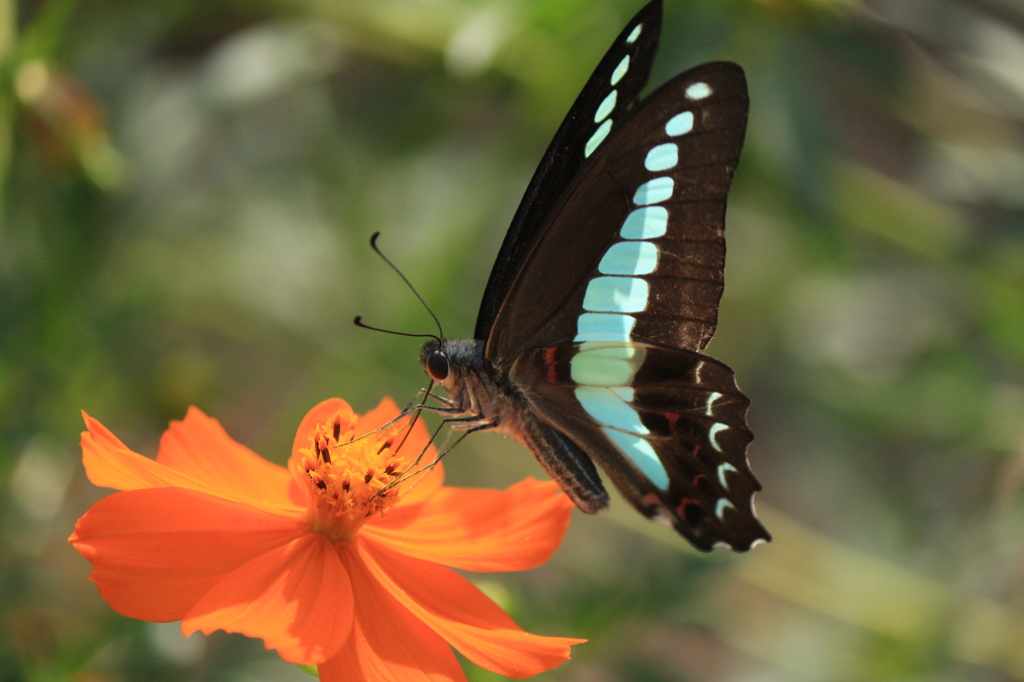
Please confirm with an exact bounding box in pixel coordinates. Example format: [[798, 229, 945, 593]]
[[290, 411, 413, 541]]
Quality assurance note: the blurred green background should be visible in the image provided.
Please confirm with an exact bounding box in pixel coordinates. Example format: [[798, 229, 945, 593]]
[[2, 0, 1024, 679]]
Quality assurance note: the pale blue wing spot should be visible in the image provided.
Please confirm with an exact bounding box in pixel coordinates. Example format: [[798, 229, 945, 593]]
[[610, 386, 634, 401], [602, 428, 669, 489], [575, 386, 650, 433], [582, 276, 648, 313], [633, 176, 674, 205], [708, 422, 728, 452], [611, 55, 630, 86], [626, 24, 642, 43], [717, 462, 738, 488], [686, 82, 712, 100], [594, 90, 617, 123], [715, 498, 735, 520], [665, 111, 694, 136], [644, 143, 678, 171], [620, 206, 668, 239], [599, 241, 658, 276], [704, 391, 722, 416], [584, 119, 612, 157], [570, 352, 637, 386], [571, 342, 644, 386], [575, 313, 635, 342]]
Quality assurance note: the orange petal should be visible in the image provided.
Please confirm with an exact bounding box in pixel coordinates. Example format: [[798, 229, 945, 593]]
[[364, 478, 573, 572], [358, 538, 584, 678], [317, 544, 466, 682], [183, 533, 352, 665], [156, 406, 301, 512], [353, 396, 403, 434], [69, 487, 305, 622], [81, 412, 226, 494], [292, 398, 356, 458], [81, 411, 131, 450]]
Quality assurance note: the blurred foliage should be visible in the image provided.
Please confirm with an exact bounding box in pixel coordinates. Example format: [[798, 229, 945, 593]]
[[2, 0, 1024, 679]]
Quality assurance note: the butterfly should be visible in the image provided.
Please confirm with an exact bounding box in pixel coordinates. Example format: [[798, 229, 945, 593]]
[[417, 0, 769, 551]]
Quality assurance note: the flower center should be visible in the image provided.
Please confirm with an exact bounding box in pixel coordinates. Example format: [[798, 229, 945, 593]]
[[292, 410, 415, 541]]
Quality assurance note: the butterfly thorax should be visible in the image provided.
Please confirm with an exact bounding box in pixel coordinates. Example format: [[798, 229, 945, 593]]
[[419, 337, 612, 514], [419, 338, 529, 431]]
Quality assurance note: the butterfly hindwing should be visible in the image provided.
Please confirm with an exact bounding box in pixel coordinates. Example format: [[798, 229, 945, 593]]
[[486, 62, 749, 362], [512, 342, 768, 551], [476, 0, 664, 341]]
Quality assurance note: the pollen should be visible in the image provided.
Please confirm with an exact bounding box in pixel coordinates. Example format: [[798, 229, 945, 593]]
[[291, 409, 414, 541]]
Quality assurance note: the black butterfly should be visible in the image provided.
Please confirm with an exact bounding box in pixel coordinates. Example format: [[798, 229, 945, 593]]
[[418, 0, 769, 551]]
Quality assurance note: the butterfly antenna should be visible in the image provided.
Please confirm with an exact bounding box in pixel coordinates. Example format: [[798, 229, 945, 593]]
[[368, 232, 444, 339], [353, 316, 440, 345]]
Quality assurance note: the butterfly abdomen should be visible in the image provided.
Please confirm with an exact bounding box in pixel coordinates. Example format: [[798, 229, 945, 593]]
[[422, 337, 610, 512]]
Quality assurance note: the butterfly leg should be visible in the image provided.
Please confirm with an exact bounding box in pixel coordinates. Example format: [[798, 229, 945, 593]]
[[373, 416, 487, 496], [418, 388, 456, 408], [401, 417, 495, 477], [446, 416, 496, 433], [417, 403, 468, 415]]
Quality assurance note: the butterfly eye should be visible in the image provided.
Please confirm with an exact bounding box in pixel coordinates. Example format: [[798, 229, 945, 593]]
[[426, 350, 450, 381]]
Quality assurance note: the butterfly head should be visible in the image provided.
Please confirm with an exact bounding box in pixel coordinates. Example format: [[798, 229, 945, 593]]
[[421, 338, 450, 382], [419, 337, 488, 399]]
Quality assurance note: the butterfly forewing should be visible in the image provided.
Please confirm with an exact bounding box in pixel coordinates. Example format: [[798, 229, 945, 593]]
[[486, 62, 748, 360], [484, 60, 763, 551], [475, 0, 663, 340]]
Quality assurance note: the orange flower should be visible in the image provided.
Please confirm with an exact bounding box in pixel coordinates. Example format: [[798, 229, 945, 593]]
[[69, 397, 583, 680]]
